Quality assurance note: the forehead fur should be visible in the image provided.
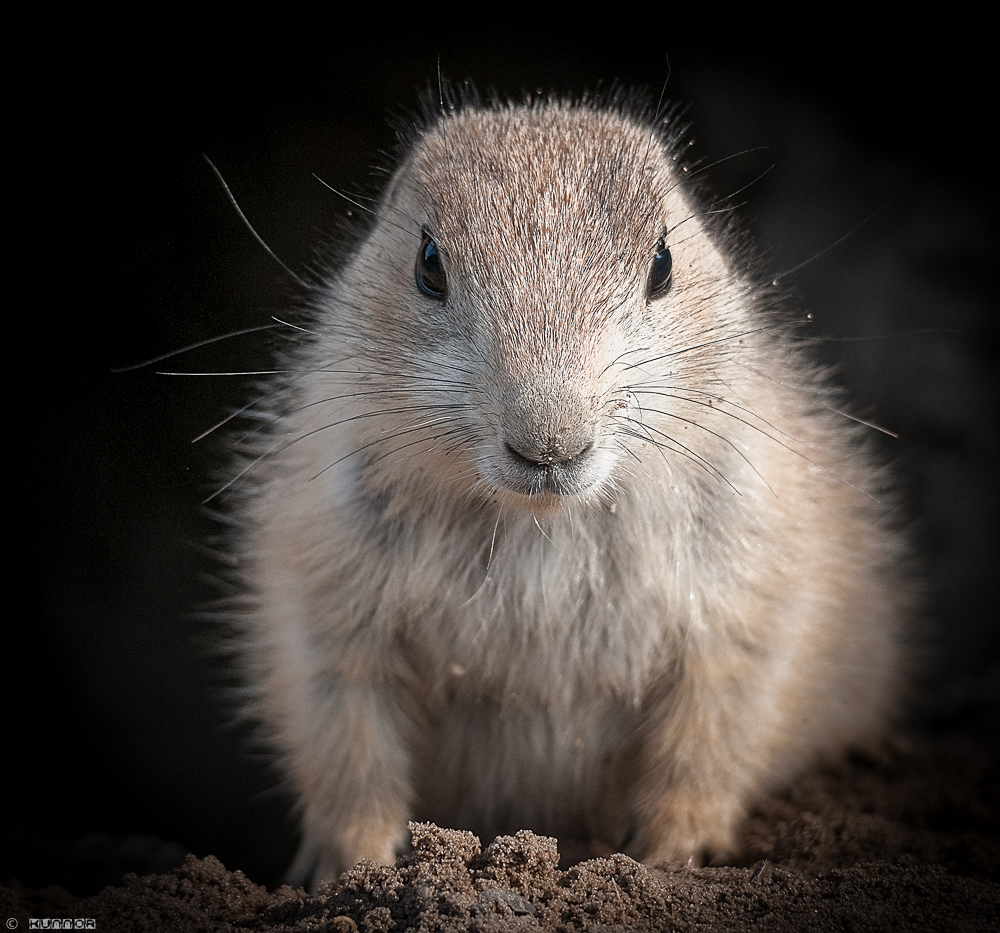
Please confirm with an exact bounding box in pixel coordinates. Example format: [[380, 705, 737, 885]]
[[397, 104, 681, 314]]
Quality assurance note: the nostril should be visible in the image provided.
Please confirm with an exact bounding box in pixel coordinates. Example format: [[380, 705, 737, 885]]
[[503, 442, 537, 468]]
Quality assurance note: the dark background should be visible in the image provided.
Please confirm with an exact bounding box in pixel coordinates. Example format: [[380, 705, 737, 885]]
[[12, 30, 997, 893]]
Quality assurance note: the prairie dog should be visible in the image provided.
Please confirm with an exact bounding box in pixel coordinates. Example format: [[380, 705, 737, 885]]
[[232, 92, 909, 888]]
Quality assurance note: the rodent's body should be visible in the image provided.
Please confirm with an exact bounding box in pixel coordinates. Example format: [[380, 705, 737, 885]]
[[233, 97, 909, 888]]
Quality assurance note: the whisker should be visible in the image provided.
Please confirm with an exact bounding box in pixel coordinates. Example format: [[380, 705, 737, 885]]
[[112, 324, 286, 373], [618, 324, 778, 371], [632, 386, 801, 446], [203, 155, 311, 289], [312, 174, 421, 241], [771, 193, 907, 285], [309, 417, 466, 482]]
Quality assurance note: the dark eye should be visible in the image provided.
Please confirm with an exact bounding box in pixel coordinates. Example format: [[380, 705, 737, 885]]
[[646, 237, 672, 300], [415, 230, 447, 299]]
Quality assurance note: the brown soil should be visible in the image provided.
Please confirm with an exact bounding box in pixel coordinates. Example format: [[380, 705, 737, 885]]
[[4, 674, 998, 931]]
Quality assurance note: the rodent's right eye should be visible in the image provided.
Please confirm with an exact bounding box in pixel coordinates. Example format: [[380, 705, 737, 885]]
[[415, 230, 447, 299]]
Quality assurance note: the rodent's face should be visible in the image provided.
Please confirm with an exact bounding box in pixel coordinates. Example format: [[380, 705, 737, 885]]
[[345, 106, 745, 515]]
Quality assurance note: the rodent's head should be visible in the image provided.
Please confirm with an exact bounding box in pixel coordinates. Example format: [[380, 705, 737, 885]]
[[335, 101, 752, 515]]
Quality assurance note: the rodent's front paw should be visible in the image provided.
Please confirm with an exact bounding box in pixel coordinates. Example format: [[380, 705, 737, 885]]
[[627, 794, 740, 868], [295, 819, 407, 891]]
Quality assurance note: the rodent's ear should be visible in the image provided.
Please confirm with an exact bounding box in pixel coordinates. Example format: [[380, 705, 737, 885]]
[[415, 229, 447, 299], [646, 237, 673, 301]]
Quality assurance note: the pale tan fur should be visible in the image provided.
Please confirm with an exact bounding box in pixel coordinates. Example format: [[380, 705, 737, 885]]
[[233, 98, 910, 889]]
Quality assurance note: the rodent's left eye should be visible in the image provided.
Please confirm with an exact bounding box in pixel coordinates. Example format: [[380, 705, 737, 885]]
[[646, 237, 673, 301], [415, 230, 447, 299]]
